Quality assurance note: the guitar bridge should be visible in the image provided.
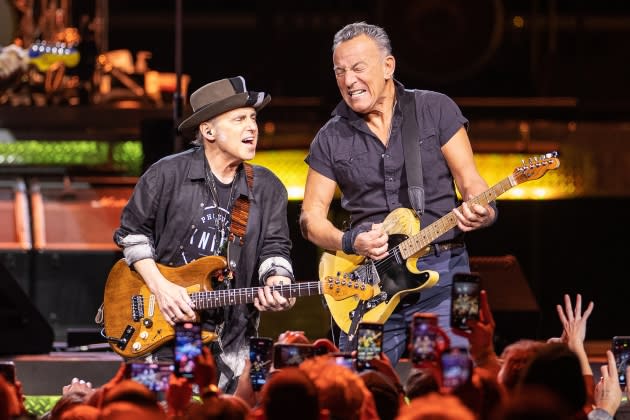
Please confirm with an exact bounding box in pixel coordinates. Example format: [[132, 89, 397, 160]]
[[348, 292, 387, 319], [131, 295, 144, 322]]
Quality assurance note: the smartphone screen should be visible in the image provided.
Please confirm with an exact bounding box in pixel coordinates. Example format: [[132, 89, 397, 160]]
[[249, 337, 273, 391], [410, 316, 442, 365], [332, 352, 355, 371], [613, 336, 630, 388], [440, 347, 472, 391], [355, 322, 384, 371], [173, 322, 202, 379], [0, 362, 16, 384], [450, 272, 481, 331], [273, 343, 315, 369], [126, 362, 173, 401]]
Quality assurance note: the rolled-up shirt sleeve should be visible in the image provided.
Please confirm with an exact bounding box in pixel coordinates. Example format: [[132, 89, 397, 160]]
[[114, 165, 160, 266]]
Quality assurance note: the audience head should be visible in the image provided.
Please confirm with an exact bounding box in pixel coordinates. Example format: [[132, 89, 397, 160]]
[[359, 370, 400, 420], [186, 394, 250, 420], [260, 367, 320, 420], [491, 385, 575, 420], [57, 404, 99, 420], [397, 392, 475, 420], [404, 368, 439, 400], [99, 379, 166, 419], [497, 339, 545, 391], [300, 355, 368, 420], [453, 370, 504, 420], [517, 343, 587, 415], [277, 330, 311, 345], [0, 375, 23, 418]]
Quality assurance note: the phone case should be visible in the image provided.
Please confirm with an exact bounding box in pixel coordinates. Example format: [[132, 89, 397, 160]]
[[250, 337, 273, 391], [450, 272, 481, 330], [356, 322, 383, 370], [613, 336, 630, 387], [174, 322, 202, 378]]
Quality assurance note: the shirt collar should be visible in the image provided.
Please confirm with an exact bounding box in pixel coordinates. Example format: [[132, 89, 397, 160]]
[[187, 146, 251, 198]]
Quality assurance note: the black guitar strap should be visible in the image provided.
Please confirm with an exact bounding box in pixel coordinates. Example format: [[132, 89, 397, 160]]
[[400, 90, 425, 216]]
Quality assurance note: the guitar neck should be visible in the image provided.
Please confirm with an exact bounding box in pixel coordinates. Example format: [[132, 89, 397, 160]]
[[398, 176, 515, 259], [190, 282, 322, 309]]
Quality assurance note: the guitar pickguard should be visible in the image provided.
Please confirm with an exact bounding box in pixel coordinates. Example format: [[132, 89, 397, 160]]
[[320, 208, 440, 333]]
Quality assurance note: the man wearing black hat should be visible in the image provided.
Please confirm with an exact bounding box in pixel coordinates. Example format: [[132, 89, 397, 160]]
[[114, 76, 295, 392]]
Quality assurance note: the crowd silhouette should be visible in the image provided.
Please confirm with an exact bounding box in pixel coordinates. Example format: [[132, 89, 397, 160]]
[[0, 293, 627, 420]]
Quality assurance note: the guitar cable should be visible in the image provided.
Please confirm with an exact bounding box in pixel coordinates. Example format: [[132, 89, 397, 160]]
[[99, 328, 125, 346]]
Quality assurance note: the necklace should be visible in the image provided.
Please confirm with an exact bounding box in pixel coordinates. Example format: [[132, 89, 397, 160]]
[[204, 160, 238, 235]]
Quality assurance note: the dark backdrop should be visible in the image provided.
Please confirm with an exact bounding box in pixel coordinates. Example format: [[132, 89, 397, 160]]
[[82, 0, 630, 119]]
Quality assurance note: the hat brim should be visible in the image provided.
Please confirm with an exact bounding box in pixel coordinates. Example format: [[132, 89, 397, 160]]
[[178, 92, 271, 134]]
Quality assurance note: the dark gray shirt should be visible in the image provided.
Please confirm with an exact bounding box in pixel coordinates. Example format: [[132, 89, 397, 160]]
[[114, 146, 293, 386], [306, 81, 469, 243]]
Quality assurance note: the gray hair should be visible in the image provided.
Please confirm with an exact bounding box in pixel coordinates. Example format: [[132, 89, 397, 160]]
[[191, 129, 203, 147], [332, 22, 392, 57]]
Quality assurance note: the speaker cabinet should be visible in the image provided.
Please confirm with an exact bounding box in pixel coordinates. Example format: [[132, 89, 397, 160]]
[[470, 255, 541, 352], [29, 177, 134, 339], [0, 263, 53, 355]]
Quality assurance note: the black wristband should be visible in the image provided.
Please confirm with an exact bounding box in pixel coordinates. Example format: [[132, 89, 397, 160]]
[[342, 230, 355, 254], [342, 224, 372, 255]]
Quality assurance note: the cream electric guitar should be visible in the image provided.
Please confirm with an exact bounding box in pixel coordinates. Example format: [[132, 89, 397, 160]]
[[320, 152, 560, 335]]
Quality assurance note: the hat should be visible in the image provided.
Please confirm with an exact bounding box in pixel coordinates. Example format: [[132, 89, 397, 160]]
[[178, 76, 271, 133]]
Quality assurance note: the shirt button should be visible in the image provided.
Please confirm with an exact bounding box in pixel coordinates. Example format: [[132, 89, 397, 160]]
[[180, 245, 183, 249], [191, 225, 195, 229], [200, 203, 204, 207]]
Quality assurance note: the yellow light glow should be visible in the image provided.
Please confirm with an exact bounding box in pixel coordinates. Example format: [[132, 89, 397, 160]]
[[250, 151, 576, 201], [513, 16, 525, 28]]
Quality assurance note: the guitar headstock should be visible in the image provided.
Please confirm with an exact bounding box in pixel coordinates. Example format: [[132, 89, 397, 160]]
[[512, 151, 560, 185], [322, 276, 374, 301]]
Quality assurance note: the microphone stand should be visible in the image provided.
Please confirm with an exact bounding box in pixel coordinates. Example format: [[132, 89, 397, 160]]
[[172, 0, 184, 153]]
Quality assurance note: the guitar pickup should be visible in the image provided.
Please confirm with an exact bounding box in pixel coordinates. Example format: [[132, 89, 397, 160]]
[[131, 295, 145, 322], [365, 292, 388, 309], [116, 325, 135, 350]]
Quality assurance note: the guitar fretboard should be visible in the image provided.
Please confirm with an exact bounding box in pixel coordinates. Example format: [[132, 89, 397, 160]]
[[190, 282, 323, 309], [398, 176, 515, 259]]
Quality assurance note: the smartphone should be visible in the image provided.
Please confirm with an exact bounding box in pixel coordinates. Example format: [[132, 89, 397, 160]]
[[450, 272, 481, 331], [273, 343, 315, 369], [173, 322, 202, 379], [410, 314, 447, 365], [440, 347, 473, 391], [125, 362, 173, 401], [613, 336, 630, 388], [249, 337, 273, 391], [332, 352, 355, 371], [0, 361, 16, 384], [355, 322, 384, 371]]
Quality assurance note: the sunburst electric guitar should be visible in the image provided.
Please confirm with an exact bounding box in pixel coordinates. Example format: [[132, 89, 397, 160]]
[[320, 152, 560, 336], [103, 256, 372, 358]]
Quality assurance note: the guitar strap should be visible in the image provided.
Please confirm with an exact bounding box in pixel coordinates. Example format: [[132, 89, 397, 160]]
[[217, 162, 254, 391], [400, 90, 425, 216], [225, 163, 254, 274]]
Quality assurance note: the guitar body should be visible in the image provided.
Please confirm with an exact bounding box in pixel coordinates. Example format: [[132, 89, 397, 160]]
[[103, 256, 226, 358], [321, 208, 439, 334], [320, 153, 561, 334]]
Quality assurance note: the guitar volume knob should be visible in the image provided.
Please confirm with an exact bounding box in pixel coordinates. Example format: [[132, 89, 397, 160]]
[[132, 342, 142, 352], [139, 331, 149, 340]]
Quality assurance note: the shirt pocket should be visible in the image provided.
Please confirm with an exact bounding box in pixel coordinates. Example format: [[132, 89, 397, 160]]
[[333, 142, 380, 189]]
